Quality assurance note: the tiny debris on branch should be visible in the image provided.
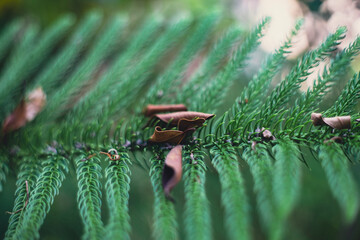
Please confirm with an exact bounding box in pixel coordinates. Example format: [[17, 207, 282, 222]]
[[162, 145, 182, 200], [143, 104, 188, 117], [149, 126, 195, 145], [6, 180, 29, 214], [99, 148, 120, 161], [2, 87, 46, 134], [311, 113, 351, 129]]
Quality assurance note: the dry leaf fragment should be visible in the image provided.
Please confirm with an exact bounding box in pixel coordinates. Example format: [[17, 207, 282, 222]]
[[163, 145, 182, 199], [2, 87, 46, 134], [323, 116, 351, 129], [324, 136, 343, 145], [311, 113, 351, 129], [311, 113, 325, 126], [177, 118, 206, 131], [143, 104, 188, 117], [155, 111, 214, 124], [149, 126, 195, 145]]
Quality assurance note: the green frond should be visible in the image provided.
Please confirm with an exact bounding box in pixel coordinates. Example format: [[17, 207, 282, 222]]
[[40, 15, 125, 122], [272, 140, 302, 221], [2, 11, 360, 240], [71, 19, 161, 121], [326, 72, 360, 116], [210, 142, 250, 240], [144, 15, 218, 106], [0, 154, 9, 192], [0, 19, 23, 62], [235, 20, 302, 115], [104, 148, 131, 240], [242, 144, 283, 240], [318, 143, 360, 223], [5, 156, 41, 239], [183, 145, 211, 240], [192, 17, 270, 112], [103, 20, 191, 120], [31, 11, 103, 93], [75, 152, 105, 240], [149, 151, 177, 240], [0, 15, 74, 115], [13, 155, 69, 240], [258, 26, 346, 127], [179, 27, 243, 103], [288, 36, 360, 128]]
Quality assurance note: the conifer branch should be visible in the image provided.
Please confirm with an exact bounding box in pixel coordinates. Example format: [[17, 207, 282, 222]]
[[318, 143, 360, 223], [242, 144, 283, 240], [5, 156, 41, 239], [272, 140, 302, 224], [210, 142, 250, 240], [192, 17, 270, 113], [104, 149, 131, 240], [150, 151, 178, 240], [75, 152, 105, 240], [30, 11, 103, 94], [0, 154, 9, 192], [40, 16, 125, 122], [143, 15, 217, 106], [71, 19, 161, 121], [258, 26, 346, 127], [0, 19, 23, 62], [288, 36, 360, 128], [234, 20, 302, 117], [183, 145, 211, 240], [178, 27, 243, 103], [0, 15, 74, 116], [101, 20, 191, 120], [13, 155, 69, 240], [326, 72, 360, 116]]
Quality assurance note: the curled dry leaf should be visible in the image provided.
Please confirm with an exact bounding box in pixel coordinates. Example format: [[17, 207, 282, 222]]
[[162, 145, 182, 199], [311, 113, 325, 126], [323, 116, 351, 129], [324, 136, 343, 145], [143, 104, 187, 117], [154, 111, 214, 130], [2, 87, 46, 134], [177, 118, 206, 131], [311, 113, 351, 129], [149, 126, 195, 145]]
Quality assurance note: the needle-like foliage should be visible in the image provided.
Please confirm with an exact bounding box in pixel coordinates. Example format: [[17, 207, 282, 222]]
[[1, 12, 360, 240]]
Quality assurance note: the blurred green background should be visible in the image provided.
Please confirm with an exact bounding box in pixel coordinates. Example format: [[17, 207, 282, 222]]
[[1, 0, 360, 239]]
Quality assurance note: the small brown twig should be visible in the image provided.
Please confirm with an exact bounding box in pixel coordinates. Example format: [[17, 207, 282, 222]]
[[6, 180, 29, 215], [99, 148, 120, 161], [81, 153, 97, 162]]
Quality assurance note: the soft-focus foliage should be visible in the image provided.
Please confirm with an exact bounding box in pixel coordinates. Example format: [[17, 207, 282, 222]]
[[0, 10, 360, 240]]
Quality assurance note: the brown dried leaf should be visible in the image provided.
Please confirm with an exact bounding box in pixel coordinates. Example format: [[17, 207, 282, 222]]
[[155, 111, 214, 124], [25, 87, 46, 121], [143, 104, 187, 117], [324, 136, 343, 145], [323, 116, 351, 129], [311, 113, 325, 126], [149, 126, 194, 144], [311, 113, 351, 129], [177, 118, 206, 131], [2, 87, 46, 134], [162, 145, 182, 199]]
